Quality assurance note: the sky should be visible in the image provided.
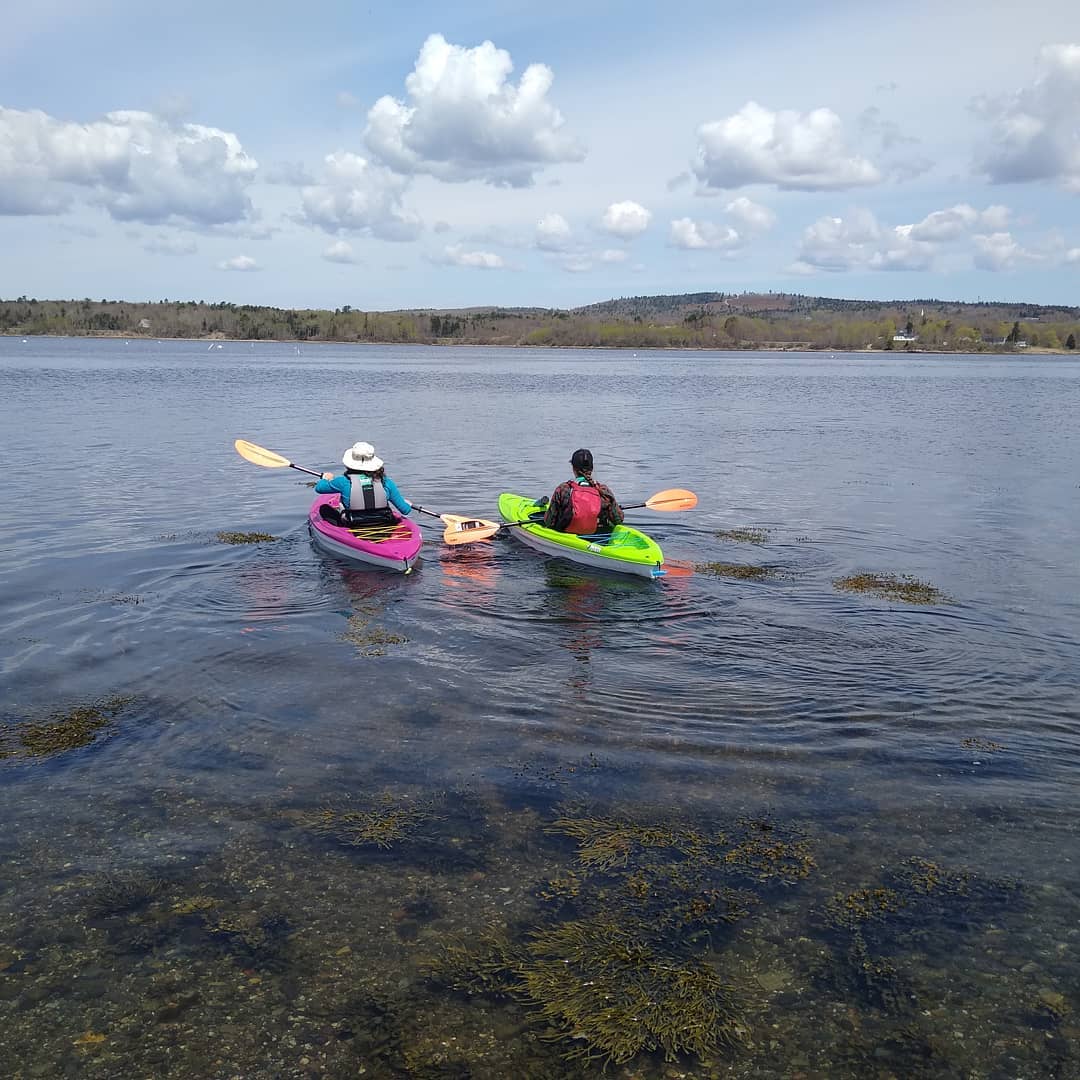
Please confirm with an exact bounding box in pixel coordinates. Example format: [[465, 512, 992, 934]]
[[1, 0, 1079, 310]]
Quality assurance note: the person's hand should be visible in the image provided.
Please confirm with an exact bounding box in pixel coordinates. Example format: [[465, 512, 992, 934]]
[[321, 472, 334, 481]]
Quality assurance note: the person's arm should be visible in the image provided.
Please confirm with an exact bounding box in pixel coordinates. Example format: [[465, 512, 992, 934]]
[[314, 474, 350, 499], [598, 483, 624, 528], [382, 476, 412, 515], [543, 482, 572, 529]]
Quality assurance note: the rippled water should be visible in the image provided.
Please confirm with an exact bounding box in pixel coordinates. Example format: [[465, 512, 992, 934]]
[[2, 337, 1079, 1078]]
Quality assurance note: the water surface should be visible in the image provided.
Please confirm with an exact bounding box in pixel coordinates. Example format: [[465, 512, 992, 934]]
[[1, 338, 1078, 1077]]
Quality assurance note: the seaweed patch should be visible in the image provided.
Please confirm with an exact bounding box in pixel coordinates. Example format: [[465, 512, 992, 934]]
[[0, 695, 135, 760], [715, 527, 771, 544], [216, 531, 279, 545], [833, 572, 946, 605], [696, 562, 775, 581]]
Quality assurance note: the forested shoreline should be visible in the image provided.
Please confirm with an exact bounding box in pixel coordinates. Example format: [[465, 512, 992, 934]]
[[3, 292, 1078, 352]]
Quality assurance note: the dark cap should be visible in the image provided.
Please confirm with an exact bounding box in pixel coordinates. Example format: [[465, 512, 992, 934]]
[[570, 448, 593, 472]]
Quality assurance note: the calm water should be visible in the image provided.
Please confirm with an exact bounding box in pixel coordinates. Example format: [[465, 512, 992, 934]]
[[1, 337, 1079, 1078]]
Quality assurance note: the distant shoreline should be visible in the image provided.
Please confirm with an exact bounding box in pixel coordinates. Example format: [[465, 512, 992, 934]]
[[2, 330, 1073, 357]]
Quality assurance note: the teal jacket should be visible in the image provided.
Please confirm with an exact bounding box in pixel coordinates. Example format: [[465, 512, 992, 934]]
[[314, 474, 412, 515]]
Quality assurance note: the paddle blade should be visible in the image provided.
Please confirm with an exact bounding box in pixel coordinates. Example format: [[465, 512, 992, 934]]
[[235, 439, 290, 469], [644, 488, 698, 511], [441, 514, 501, 545]]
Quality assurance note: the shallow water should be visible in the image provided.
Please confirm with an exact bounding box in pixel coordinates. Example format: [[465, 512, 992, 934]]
[[1, 337, 1079, 1078]]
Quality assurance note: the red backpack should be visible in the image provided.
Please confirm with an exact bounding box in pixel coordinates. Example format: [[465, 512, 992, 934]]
[[565, 481, 602, 533]]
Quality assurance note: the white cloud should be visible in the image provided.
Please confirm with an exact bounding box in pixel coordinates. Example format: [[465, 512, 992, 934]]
[[794, 203, 1025, 274], [599, 249, 627, 263], [560, 254, 593, 273], [299, 151, 421, 240], [0, 106, 257, 224], [322, 239, 356, 263], [669, 217, 741, 251], [601, 200, 651, 238], [535, 212, 572, 251], [693, 101, 881, 191], [793, 209, 934, 273], [972, 231, 1042, 271], [363, 33, 584, 187], [441, 244, 504, 269], [219, 254, 260, 271], [975, 43, 1080, 191], [908, 204, 980, 242], [725, 196, 775, 231], [336, 91, 361, 109], [144, 233, 197, 256], [1066, 247, 1080, 263]]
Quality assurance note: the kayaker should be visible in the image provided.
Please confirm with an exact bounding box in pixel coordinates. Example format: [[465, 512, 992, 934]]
[[316, 442, 413, 526], [542, 448, 624, 534]]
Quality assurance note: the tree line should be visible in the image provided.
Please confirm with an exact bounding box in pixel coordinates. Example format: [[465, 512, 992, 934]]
[[2, 294, 1077, 352]]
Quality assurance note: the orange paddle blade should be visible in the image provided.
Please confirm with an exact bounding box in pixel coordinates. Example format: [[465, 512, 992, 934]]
[[643, 488, 697, 511], [235, 439, 291, 468], [441, 514, 501, 545]]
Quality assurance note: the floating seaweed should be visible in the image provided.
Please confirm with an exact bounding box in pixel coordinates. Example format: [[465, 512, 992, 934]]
[[85, 870, 171, 920], [298, 793, 434, 849], [833, 572, 946, 604], [215, 530, 279, 544], [817, 856, 1022, 1016], [428, 916, 753, 1067], [961, 736, 1006, 752], [341, 612, 408, 657], [715, 527, 771, 544], [0, 694, 135, 760], [696, 561, 775, 581]]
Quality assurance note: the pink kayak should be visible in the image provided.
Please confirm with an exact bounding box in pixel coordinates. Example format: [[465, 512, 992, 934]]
[[307, 495, 422, 572]]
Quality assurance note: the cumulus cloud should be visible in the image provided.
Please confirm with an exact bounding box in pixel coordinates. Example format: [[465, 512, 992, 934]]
[[792, 203, 1029, 274], [693, 101, 881, 191], [535, 212, 572, 251], [299, 151, 421, 240], [322, 239, 356, 263], [144, 233, 197, 256], [725, 196, 775, 231], [975, 43, 1080, 190], [219, 254, 260, 271], [792, 209, 935, 273], [440, 244, 504, 269], [560, 254, 593, 273], [0, 106, 257, 224], [972, 231, 1043, 271], [601, 200, 651, 238], [363, 33, 584, 187], [669, 217, 741, 251]]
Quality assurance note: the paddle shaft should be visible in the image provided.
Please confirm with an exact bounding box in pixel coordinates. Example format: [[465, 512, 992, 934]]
[[497, 499, 651, 531]]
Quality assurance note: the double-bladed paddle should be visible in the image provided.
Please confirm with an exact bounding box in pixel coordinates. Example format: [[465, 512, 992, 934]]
[[233, 438, 461, 529], [440, 488, 698, 546]]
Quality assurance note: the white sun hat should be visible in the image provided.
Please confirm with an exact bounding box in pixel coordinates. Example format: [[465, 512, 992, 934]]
[[341, 441, 384, 471]]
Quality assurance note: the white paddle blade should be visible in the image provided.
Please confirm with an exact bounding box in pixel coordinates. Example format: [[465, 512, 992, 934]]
[[235, 439, 291, 469]]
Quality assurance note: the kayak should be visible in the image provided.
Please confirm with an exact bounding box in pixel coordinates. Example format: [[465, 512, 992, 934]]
[[498, 493, 665, 579], [308, 495, 422, 572]]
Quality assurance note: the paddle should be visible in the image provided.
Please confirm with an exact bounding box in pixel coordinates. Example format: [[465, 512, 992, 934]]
[[233, 439, 460, 528], [441, 488, 698, 546]]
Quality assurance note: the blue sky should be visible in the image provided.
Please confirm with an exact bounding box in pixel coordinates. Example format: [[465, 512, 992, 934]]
[[2, 0, 1078, 309]]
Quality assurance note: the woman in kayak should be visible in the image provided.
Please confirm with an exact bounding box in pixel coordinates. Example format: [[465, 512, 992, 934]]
[[542, 448, 624, 534], [315, 442, 414, 526]]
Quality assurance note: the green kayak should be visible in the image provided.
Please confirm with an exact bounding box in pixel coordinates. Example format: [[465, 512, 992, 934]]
[[498, 492, 665, 578]]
